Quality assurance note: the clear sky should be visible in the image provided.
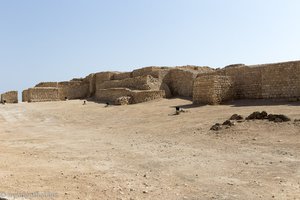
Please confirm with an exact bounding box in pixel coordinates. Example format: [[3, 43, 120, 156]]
[[1, 0, 300, 94]]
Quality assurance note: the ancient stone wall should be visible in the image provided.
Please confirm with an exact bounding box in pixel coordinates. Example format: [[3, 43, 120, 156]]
[[94, 72, 118, 91], [113, 72, 132, 80], [27, 87, 60, 102], [35, 82, 58, 87], [95, 88, 164, 104], [216, 66, 263, 99], [130, 90, 165, 104], [193, 60, 300, 104], [58, 81, 89, 100], [22, 90, 29, 102], [163, 69, 198, 97], [98, 75, 160, 91], [1, 91, 18, 103], [132, 67, 163, 79], [193, 75, 233, 105], [95, 88, 131, 102], [260, 61, 300, 99]]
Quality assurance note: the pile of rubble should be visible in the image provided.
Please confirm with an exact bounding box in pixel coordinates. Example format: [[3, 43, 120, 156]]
[[210, 111, 291, 131]]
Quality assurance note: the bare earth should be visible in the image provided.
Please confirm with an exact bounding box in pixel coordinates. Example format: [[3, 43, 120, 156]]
[[0, 98, 299, 200]]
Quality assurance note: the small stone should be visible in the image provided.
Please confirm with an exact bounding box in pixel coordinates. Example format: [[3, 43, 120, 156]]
[[230, 114, 243, 120], [210, 123, 222, 131], [223, 120, 235, 126]]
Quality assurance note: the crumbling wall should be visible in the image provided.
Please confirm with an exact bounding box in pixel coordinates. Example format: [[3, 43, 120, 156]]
[[95, 88, 164, 104], [95, 72, 118, 91], [193, 75, 234, 105], [35, 82, 58, 87], [85, 73, 96, 97], [22, 90, 29, 102], [98, 75, 160, 90], [113, 72, 132, 80], [58, 81, 89, 100], [95, 88, 132, 102], [163, 69, 198, 97], [1, 91, 18, 103], [130, 90, 165, 104], [132, 67, 162, 79], [27, 87, 60, 102], [194, 60, 300, 104]]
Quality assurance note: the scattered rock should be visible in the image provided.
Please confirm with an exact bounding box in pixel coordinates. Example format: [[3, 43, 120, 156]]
[[222, 120, 235, 127], [115, 96, 132, 105], [268, 114, 291, 122], [246, 111, 268, 120], [210, 123, 222, 131], [210, 111, 291, 132], [230, 114, 243, 120]]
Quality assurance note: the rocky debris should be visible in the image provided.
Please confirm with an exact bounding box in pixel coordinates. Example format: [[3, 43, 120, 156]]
[[246, 111, 268, 120], [115, 96, 132, 105], [229, 114, 243, 121], [210, 123, 222, 131], [267, 114, 291, 122], [245, 111, 290, 123], [210, 111, 291, 131], [222, 120, 235, 127], [210, 120, 235, 131]]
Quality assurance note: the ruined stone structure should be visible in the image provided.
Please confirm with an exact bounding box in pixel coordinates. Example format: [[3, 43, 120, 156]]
[[193, 75, 234, 105], [193, 60, 300, 104], [21, 60, 300, 105], [1, 91, 18, 103], [22, 65, 212, 105]]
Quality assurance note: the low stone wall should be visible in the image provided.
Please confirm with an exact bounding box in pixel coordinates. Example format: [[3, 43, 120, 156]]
[[98, 75, 160, 91], [95, 88, 131, 102], [27, 87, 60, 102], [95, 88, 164, 104], [131, 90, 165, 104], [1, 91, 18, 103], [193, 75, 234, 105]]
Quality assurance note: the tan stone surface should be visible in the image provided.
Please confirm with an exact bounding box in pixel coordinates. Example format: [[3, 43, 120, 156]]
[[1, 91, 18, 103], [98, 75, 160, 91], [193, 75, 234, 105], [95, 88, 164, 104]]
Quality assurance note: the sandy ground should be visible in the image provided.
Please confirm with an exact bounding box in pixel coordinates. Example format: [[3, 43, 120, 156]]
[[0, 98, 299, 200]]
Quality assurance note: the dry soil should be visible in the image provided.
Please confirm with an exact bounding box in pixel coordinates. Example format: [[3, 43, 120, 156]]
[[0, 98, 299, 200]]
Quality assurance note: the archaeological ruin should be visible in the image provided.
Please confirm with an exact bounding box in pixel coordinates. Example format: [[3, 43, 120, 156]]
[[1, 91, 18, 104], [18, 60, 300, 105]]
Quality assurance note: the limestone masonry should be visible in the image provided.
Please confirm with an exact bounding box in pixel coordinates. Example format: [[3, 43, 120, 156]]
[[15, 60, 300, 105], [1, 91, 18, 103]]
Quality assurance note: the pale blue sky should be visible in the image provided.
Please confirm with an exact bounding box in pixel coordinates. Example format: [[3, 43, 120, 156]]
[[1, 0, 300, 94]]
